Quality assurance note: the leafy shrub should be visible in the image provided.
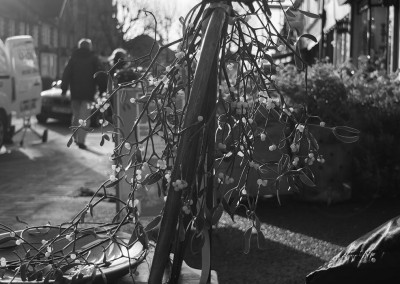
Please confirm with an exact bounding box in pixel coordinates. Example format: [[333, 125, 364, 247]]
[[276, 59, 400, 199], [275, 61, 349, 125], [341, 60, 400, 198]]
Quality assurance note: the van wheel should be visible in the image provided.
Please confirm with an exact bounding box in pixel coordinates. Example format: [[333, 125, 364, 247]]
[[36, 114, 47, 124], [42, 129, 48, 143], [4, 125, 14, 144]]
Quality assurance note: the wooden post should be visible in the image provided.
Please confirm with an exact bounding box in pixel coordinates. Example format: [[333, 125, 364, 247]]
[[148, 5, 227, 284], [169, 47, 219, 283]]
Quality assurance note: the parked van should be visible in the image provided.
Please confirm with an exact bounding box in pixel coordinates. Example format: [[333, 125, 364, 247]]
[[0, 35, 42, 148], [0, 38, 13, 148]]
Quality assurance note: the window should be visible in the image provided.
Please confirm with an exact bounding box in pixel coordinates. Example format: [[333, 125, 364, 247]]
[[387, 6, 395, 72], [333, 17, 351, 66], [8, 19, 15, 36], [354, 3, 397, 73], [41, 24, 51, 46], [0, 17, 5, 38], [357, 6, 369, 56], [335, 31, 351, 66], [19, 22, 25, 34], [32, 25, 39, 47], [52, 28, 58, 48], [60, 33, 67, 48], [26, 23, 30, 35], [40, 52, 57, 78], [370, 7, 388, 69]]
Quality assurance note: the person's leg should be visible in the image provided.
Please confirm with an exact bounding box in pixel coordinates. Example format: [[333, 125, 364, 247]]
[[70, 100, 81, 143], [75, 100, 92, 146], [71, 100, 91, 147]]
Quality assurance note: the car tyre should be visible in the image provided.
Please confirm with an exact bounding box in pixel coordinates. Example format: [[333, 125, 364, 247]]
[[36, 114, 47, 124]]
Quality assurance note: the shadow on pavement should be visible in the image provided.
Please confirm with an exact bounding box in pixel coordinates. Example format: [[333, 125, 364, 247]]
[[82, 146, 108, 156], [36, 119, 71, 136], [185, 225, 324, 284]]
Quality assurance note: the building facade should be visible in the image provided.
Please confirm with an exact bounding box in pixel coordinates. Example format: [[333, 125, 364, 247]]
[[295, 0, 352, 67], [349, 0, 399, 73], [0, 0, 123, 86], [283, 0, 400, 73]]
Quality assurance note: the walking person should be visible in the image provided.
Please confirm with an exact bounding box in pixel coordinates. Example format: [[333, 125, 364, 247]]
[[61, 38, 103, 149], [108, 48, 139, 83]]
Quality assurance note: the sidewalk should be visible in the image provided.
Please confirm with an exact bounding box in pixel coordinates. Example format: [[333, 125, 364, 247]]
[[0, 118, 116, 230]]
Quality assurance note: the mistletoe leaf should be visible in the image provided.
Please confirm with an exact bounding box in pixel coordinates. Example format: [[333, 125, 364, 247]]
[[20, 263, 27, 281], [141, 171, 162, 186], [332, 126, 360, 143], [144, 215, 162, 232], [105, 175, 124, 188], [257, 230, 266, 250], [137, 223, 149, 250], [278, 154, 290, 175], [298, 9, 320, 19], [60, 263, 81, 273], [308, 131, 320, 151], [94, 70, 108, 79], [0, 236, 16, 246], [285, 7, 296, 18], [80, 211, 87, 223], [243, 227, 252, 254], [255, 216, 261, 231], [333, 133, 359, 143], [298, 33, 318, 43], [26, 226, 51, 235], [298, 170, 316, 187], [67, 136, 73, 147], [211, 204, 224, 226], [16, 216, 29, 226], [334, 125, 360, 134]]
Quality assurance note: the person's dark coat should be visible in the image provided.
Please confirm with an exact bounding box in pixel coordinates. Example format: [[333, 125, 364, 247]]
[[61, 48, 102, 101]]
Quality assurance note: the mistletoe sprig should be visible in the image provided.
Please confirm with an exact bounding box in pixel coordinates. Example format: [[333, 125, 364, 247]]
[[0, 1, 359, 283]]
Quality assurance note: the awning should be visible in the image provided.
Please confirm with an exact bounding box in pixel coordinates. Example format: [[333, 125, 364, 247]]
[[324, 0, 351, 33]]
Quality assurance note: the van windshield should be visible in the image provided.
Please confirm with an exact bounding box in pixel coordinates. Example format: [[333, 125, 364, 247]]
[[9, 41, 39, 77]]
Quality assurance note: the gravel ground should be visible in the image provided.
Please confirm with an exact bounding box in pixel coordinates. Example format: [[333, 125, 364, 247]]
[[83, 194, 400, 284], [184, 195, 400, 284]]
